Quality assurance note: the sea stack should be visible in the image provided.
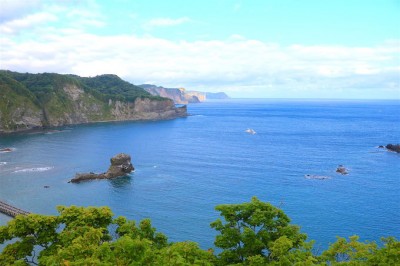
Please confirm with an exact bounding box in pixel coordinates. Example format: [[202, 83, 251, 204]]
[[70, 153, 134, 183], [336, 165, 349, 175]]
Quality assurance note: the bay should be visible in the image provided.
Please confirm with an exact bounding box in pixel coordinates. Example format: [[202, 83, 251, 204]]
[[1, 99, 399, 250]]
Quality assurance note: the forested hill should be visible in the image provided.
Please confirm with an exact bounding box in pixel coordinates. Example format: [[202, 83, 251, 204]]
[[0, 70, 186, 133], [73, 74, 158, 102], [2, 70, 156, 102]]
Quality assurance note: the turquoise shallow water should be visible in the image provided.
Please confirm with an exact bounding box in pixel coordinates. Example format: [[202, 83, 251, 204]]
[[0, 99, 399, 250]]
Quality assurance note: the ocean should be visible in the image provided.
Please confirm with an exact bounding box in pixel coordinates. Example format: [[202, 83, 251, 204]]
[[1, 99, 399, 250]]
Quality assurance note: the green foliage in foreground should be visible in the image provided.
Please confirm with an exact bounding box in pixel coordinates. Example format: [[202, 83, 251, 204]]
[[0, 197, 399, 265]]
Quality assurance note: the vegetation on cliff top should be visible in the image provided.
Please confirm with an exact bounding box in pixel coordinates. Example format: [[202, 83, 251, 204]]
[[1, 197, 398, 265], [0, 70, 163, 103], [75, 74, 162, 102], [0, 70, 177, 132]]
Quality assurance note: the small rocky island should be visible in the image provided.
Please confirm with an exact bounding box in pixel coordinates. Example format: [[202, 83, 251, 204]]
[[385, 144, 400, 153], [70, 153, 134, 183], [336, 165, 349, 175]]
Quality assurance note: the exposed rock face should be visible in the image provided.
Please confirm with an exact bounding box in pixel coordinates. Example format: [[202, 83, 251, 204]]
[[386, 144, 400, 153], [336, 165, 349, 175], [106, 153, 134, 178], [186, 91, 206, 102], [141, 84, 230, 104], [70, 153, 134, 183], [0, 78, 187, 134], [141, 84, 206, 104]]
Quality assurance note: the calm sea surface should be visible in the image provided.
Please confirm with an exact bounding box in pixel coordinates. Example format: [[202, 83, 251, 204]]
[[1, 99, 399, 250]]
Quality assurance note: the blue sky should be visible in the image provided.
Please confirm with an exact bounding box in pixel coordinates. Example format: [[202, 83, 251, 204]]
[[0, 0, 399, 98]]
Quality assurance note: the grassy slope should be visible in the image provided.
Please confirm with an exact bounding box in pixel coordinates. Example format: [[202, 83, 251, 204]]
[[0, 73, 42, 131]]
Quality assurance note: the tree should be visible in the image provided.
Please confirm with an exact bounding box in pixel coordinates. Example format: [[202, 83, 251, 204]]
[[319, 235, 400, 265], [210, 196, 307, 264], [0, 206, 215, 265], [1, 201, 399, 265]]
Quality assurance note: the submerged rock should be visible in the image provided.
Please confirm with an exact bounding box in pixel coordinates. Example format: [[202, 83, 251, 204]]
[[70, 153, 134, 183], [336, 165, 349, 175], [386, 144, 400, 153], [305, 174, 331, 180]]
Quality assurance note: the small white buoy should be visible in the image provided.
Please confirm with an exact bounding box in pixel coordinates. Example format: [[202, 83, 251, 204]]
[[245, 128, 256, 134]]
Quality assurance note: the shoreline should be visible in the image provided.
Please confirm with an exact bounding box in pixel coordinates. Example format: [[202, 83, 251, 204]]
[[0, 111, 188, 135]]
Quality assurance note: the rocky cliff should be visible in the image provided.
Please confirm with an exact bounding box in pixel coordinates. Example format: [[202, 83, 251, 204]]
[[140, 84, 229, 104], [140, 84, 203, 104], [186, 91, 206, 102], [0, 71, 187, 133]]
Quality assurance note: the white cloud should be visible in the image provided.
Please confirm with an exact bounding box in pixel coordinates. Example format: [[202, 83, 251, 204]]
[[143, 17, 190, 29], [0, 12, 58, 34], [0, 27, 398, 98], [0, 0, 105, 35]]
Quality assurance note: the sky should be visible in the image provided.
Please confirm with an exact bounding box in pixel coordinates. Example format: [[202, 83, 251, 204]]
[[0, 0, 399, 99]]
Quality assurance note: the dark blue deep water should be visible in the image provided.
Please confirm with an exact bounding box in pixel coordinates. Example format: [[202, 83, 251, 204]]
[[1, 99, 399, 250]]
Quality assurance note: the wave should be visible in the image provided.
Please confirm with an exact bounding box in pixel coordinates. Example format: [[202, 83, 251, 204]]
[[0, 162, 7, 166], [304, 174, 331, 180], [13, 167, 53, 173], [0, 147, 15, 153]]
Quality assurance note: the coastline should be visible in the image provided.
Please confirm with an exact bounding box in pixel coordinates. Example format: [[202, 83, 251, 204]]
[[0, 105, 187, 135]]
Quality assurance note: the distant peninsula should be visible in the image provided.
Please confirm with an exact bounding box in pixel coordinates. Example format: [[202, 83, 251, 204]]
[[0, 71, 187, 133], [139, 84, 229, 104]]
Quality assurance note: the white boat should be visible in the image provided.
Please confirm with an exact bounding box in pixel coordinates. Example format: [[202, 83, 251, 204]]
[[245, 128, 256, 134]]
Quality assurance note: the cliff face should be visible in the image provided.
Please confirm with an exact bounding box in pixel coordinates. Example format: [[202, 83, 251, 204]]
[[109, 97, 186, 121], [140, 84, 229, 104], [140, 84, 205, 104], [186, 91, 206, 102], [143, 86, 190, 104], [0, 71, 187, 133]]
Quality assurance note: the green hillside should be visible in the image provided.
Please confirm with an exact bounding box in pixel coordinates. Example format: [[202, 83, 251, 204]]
[[1, 70, 158, 103], [0, 70, 183, 133], [0, 73, 43, 131], [75, 74, 154, 102]]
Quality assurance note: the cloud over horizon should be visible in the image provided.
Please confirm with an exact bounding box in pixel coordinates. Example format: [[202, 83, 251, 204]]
[[0, 0, 398, 99]]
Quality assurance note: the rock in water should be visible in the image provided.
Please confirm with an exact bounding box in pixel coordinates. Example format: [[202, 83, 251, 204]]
[[305, 174, 331, 180], [336, 165, 349, 175], [70, 153, 134, 183], [105, 153, 134, 178], [386, 144, 400, 153]]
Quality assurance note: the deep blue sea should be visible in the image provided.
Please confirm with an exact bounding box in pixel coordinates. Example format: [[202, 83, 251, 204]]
[[1, 99, 399, 251]]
